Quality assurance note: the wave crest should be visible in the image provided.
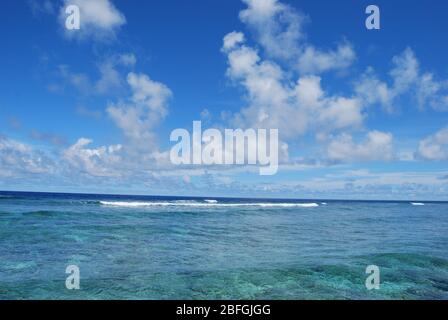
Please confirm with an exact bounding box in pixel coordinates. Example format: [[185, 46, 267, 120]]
[[99, 201, 319, 208]]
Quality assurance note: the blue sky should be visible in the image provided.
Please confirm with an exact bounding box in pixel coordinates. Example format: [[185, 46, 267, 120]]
[[1, 0, 448, 200]]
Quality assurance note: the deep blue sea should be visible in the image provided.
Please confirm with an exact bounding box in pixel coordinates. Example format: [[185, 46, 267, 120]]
[[0, 191, 447, 299]]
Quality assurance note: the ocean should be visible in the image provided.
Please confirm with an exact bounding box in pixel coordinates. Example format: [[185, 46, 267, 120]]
[[0, 191, 447, 299]]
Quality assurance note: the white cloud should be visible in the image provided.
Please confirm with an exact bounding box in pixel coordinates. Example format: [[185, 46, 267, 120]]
[[390, 47, 419, 94], [222, 31, 245, 52], [118, 53, 137, 67], [355, 49, 418, 112], [57, 53, 136, 95], [107, 72, 172, 150], [318, 97, 363, 130], [327, 131, 394, 162], [62, 138, 123, 177], [95, 61, 122, 94], [222, 37, 364, 139], [297, 43, 356, 74], [60, 0, 126, 41], [0, 136, 53, 177], [239, 0, 305, 60], [218, 0, 366, 165], [54, 64, 174, 178], [354, 67, 393, 107], [417, 73, 448, 111], [418, 127, 448, 160], [356, 48, 448, 112], [291, 170, 448, 200], [238, 0, 355, 74], [127, 72, 171, 117]]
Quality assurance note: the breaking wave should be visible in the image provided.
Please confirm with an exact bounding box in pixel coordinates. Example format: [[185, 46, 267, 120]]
[[99, 201, 319, 208], [411, 202, 425, 206]]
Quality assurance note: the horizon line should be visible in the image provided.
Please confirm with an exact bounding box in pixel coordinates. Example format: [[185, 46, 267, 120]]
[[1, 189, 447, 203]]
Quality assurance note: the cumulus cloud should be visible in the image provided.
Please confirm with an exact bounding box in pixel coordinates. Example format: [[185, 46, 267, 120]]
[[222, 37, 364, 140], [222, 31, 245, 52], [95, 61, 122, 94], [107, 72, 172, 150], [118, 53, 137, 67], [355, 48, 418, 112], [218, 0, 367, 166], [390, 47, 420, 94], [297, 42, 356, 75], [238, 0, 355, 74], [318, 97, 364, 130], [417, 127, 448, 160], [417, 73, 448, 111], [239, 0, 305, 60], [0, 136, 53, 177], [356, 48, 448, 112], [54, 61, 174, 178], [62, 138, 122, 177], [57, 53, 136, 95], [354, 67, 394, 108], [60, 0, 126, 41], [327, 131, 394, 162]]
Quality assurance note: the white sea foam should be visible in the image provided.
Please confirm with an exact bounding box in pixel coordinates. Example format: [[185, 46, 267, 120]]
[[99, 201, 319, 208], [204, 199, 218, 203], [411, 202, 425, 206], [100, 201, 174, 207]]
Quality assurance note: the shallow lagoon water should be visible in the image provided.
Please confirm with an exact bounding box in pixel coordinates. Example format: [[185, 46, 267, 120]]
[[0, 192, 447, 299]]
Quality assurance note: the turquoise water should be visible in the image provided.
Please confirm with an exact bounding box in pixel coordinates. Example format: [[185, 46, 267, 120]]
[[0, 192, 447, 299]]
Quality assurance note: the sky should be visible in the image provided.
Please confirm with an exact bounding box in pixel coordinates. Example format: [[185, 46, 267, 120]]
[[1, 0, 448, 200]]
